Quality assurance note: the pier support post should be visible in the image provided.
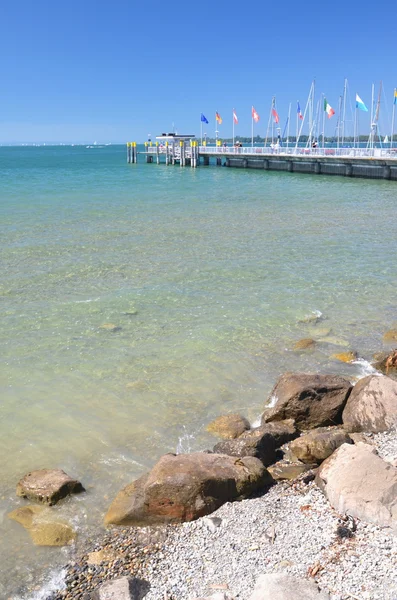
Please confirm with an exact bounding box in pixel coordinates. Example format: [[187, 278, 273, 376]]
[[345, 163, 353, 177], [216, 157, 222, 166], [263, 159, 269, 170], [127, 142, 131, 163], [225, 158, 230, 167], [314, 161, 321, 175], [165, 142, 169, 165], [156, 142, 160, 164], [203, 155, 209, 166], [243, 159, 248, 168], [180, 141, 184, 167], [383, 165, 391, 180], [287, 160, 293, 172]]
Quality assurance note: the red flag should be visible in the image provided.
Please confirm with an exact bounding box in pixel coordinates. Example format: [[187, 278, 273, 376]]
[[233, 109, 238, 124], [272, 108, 279, 124], [252, 106, 260, 122]]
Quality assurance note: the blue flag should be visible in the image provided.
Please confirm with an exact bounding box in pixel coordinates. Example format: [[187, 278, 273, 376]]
[[201, 113, 209, 124]]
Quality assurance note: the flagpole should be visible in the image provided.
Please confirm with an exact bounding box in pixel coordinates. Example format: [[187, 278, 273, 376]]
[[233, 109, 235, 146], [296, 101, 299, 142], [341, 78, 347, 146], [201, 120, 203, 145], [354, 105, 357, 149], [322, 94, 326, 150], [251, 114, 254, 148], [391, 90, 396, 150]]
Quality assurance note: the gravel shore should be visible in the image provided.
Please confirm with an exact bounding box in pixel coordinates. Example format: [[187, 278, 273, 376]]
[[45, 430, 397, 600]]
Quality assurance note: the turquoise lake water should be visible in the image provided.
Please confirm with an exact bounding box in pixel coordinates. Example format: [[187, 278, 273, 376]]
[[1, 144, 397, 597]]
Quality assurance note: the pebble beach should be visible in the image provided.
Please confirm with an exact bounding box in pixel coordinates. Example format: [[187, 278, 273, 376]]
[[40, 429, 397, 600]]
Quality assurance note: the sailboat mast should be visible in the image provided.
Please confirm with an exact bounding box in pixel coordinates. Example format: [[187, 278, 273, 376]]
[[341, 78, 347, 145], [336, 95, 342, 149], [391, 89, 396, 150], [286, 102, 291, 148]]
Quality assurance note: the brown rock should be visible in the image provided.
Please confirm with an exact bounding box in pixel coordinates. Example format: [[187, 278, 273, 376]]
[[262, 373, 352, 430], [8, 505, 76, 546], [293, 338, 316, 350], [316, 442, 397, 529], [289, 427, 352, 464], [383, 329, 397, 343], [206, 414, 250, 439], [104, 452, 272, 526], [213, 420, 298, 466], [87, 549, 123, 565], [16, 469, 84, 505], [268, 461, 317, 481], [330, 351, 358, 363], [342, 374, 397, 433], [373, 349, 397, 376]]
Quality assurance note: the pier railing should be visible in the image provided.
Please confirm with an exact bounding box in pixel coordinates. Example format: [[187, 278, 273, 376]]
[[146, 145, 397, 159], [197, 146, 397, 159]]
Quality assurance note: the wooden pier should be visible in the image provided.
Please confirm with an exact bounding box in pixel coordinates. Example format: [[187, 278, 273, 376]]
[[126, 138, 397, 181]]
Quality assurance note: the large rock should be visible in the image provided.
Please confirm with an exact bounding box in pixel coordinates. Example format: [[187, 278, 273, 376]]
[[248, 573, 330, 599], [16, 469, 84, 505], [8, 505, 76, 546], [342, 374, 397, 433], [213, 420, 298, 467], [91, 576, 149, 600], [268, 461, 317, 481], [289, 427, 352, 464], [206, 414, 250, 439], [316, 442, 397, 529], [262, 373, 352, 430], [105, 452, 271, 526]]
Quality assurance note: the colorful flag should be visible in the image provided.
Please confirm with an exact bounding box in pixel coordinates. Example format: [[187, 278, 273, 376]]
[[324, 98, 335, 119], [272, 108, 279, 124], [233, 109, 238, 124], [201, 113, 209, 124], [394, 88, 397, 105], [356, 94, 368, 112], [215, 112, 222, 124], [252, 106, 260, 122], [297, 101, 303, 120]]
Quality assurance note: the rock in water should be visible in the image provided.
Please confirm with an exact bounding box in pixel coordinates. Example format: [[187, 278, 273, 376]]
[[206, 414, 250, 439], [8, 505, 76, 546], [262, 373, 352, 430], [213, 420, 298, 466], [104, 452, 271, 526], [16, 469, 84, 505], [316, 442, 397, 529], [342, 374, 397, 433], [248, 573, 330, 599]]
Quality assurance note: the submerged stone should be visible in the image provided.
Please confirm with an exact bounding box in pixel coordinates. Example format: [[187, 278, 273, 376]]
[[206, 414, 250, 439]]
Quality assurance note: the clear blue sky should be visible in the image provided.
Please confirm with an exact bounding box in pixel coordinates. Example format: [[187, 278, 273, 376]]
[[1, 0, 396, 143]]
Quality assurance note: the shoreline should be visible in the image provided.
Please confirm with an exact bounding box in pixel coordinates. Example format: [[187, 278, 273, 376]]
[[45, 430, 397, 600], [27, 360, 397, 600]]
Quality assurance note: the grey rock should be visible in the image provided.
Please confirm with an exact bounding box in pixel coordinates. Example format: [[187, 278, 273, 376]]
[[91, 576, 149, 600], [316, 442, 397, 529], [248, 573, 330, 599], [342, 374, 397, 433]]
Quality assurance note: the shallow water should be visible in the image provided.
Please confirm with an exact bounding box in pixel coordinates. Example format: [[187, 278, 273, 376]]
[[1, 145, 396, 597]]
